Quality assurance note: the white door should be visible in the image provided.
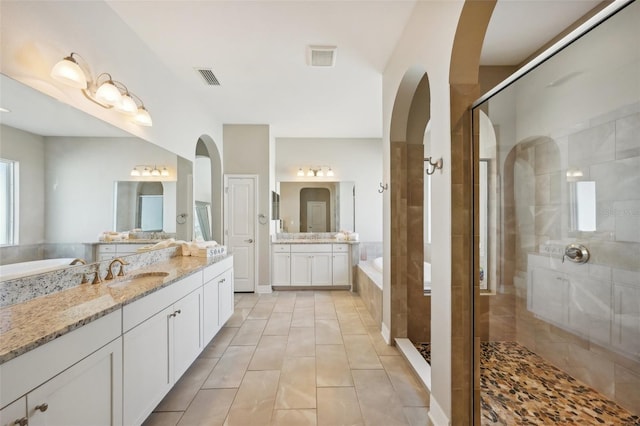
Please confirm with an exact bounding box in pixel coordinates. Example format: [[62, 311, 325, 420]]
[[224, 175, 257, 292], [307, 201, 326, 232]]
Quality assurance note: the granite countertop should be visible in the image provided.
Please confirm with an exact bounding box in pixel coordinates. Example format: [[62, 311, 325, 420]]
[[0, 255, 228, 365], [272, 239, 359, 244]]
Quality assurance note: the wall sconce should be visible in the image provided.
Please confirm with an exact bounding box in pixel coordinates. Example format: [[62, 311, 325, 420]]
[[130, 165, 169, 177], [298, 166, 334, 177], [50, 52, 152, 126]]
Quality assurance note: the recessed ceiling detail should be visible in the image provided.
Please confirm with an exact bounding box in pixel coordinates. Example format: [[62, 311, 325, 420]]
[[195, 68, 221, 86], [307, 45, 337, 67]]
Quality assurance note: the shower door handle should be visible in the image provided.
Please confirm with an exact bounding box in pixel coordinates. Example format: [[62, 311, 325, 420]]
[[562, 244, 589, 264]]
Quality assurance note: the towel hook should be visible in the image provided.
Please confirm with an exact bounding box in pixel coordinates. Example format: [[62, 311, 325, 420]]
[[425, 157, 443, 175], [378, 182, 388, 193]]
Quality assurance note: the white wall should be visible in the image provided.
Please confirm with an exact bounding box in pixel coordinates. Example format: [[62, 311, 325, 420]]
[[382, 2, 464, 424], [0, 125, 45, 245], [275, 138, 382, 242], [45, 136, 177, 242]]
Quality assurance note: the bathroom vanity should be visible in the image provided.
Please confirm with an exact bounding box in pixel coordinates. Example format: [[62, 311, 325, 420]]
[[271, 240, 359, 289], [0, 252, 234, 426]]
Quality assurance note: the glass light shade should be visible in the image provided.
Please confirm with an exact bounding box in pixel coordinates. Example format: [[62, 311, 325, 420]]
[[326, 168, 334, 177], [307, 169, 314, 177], [161, 168, 170, 177], [142, 167, 151, 177], [297, 168, 304, 177], [130, 167, 141, 177], [151, 167, 161, 177], [95, 81, 122, 105], [51, 56, 87, 89], [317, 169, 324, 177], [117, 93, 138, 115], [134, 106, 153, 126]]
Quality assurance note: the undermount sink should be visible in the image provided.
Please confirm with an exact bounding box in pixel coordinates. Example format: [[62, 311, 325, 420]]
[[107, 271, 170, 288]]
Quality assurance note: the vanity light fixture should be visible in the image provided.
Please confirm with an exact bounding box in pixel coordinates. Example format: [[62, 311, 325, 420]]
[[300, 166, 333, 177], [50, 52, 152, 126], [130, 165, 170, 177]]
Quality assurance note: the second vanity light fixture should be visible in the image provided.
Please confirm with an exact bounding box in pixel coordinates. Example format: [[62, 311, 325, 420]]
[[50, 52, 152, 126], [297, 166, 334, 177], [130, 165, 170, 177]]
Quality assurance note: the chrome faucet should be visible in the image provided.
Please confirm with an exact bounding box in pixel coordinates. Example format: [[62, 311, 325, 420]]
[[106, 257, 129, 280], [69, 258, 86, 265]]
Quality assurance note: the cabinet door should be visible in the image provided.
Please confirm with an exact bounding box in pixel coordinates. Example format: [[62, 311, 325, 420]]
[[28, 338, 122, 426], [123, 306, 172, 426], [311, 253, 332, 285], [173, 288, 203, 380], [291, 254, 312, 285], [0, 397, 26, 426], [219, 269, 234, 326], [203, 278, 220, 345], [332, 252, 350, 285], [272, 253, 291, 285]]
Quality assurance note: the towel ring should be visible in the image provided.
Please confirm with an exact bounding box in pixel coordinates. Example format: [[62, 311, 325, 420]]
[[176, 213, 188, 224], [258, 213, 268, 225]]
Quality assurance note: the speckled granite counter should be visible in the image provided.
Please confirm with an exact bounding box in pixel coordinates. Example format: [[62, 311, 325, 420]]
[[272, 239, 359, 244], [0, 254, 228, 365]]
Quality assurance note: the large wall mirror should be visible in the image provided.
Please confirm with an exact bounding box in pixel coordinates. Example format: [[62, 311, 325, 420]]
[[0, 73, 189, 271], [114, 181, 177, 232], [277, 181, 355, 233]]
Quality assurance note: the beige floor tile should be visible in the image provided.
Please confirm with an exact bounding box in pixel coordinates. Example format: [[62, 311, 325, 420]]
[[286, 327, 316, 357], [367, 327, 400, 356], [230, 319, 267, 345], [315, 302, 337, 320], [357, 308, 378, 328], [249, 303, 276, 319], [200, 327, 239, 358], [275, 357, 317, 409], [177, 388, 237, 426], [270, 409, 317, 426], [344, 335, 383, 369], [143, 412, 183, 426], [225, 307, 252, 327], [380, 356, 429, 407], [235, 294, 259, 308], [291, 307, 315, 328], [249, 335, 288, 371], [315, 319, 343, 344], [263, 312, 292, 336], [352, 369, 409, 426], [224, 370, 280, 426], [294, 296, 315, 309], [337, 312, 368, 335], [273, 299, 296, 313], [157, 357, 220, 411], [317, 387, 364, 426], [316, 344, 353, 387], [402, 407, 430, 426], [203, 345, 256, 388]]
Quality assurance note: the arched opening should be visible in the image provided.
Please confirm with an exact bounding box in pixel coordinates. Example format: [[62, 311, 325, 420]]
[[193, 135, 222, 243]]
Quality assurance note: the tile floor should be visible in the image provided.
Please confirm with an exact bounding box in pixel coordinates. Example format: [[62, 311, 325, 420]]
[[142, 290, 430, 426]]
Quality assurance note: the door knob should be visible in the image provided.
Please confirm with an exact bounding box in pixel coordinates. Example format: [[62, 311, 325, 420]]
[[245, 239, 254, 243]]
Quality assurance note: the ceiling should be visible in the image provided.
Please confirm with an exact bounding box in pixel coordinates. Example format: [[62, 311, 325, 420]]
[[1, 0, 603, 139]]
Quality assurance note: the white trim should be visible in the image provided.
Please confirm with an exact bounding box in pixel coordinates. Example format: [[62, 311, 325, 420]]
[[380, 321, 391, 344], [395, 338, 431, 391], [473, 0, 634, 108], [257, 284, 272, 294], [428, 395, 451, 426]]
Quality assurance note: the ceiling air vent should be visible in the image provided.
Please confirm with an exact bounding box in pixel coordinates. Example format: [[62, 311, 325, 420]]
[[195, 68, 221, 86], [307, 45, 337, 67]]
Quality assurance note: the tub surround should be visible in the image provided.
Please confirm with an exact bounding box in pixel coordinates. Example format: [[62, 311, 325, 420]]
[[0, 249, 230, 364]]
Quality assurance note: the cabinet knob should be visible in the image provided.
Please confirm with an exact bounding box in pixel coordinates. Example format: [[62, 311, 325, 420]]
[[35, 403, 49, 412], [14, 417, 28, 426]]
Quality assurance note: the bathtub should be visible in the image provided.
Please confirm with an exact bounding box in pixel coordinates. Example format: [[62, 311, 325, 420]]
[[361, 257, 431, 293], [0, 258, 78, 282]]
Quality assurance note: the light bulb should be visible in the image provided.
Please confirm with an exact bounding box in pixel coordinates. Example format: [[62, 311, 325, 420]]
[[51, 55, 87, 89]]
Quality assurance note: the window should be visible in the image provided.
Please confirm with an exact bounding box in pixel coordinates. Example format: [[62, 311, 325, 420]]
[[0, 158, 18, 246]]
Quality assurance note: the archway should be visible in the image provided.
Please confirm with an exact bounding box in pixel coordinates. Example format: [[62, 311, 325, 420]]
[[193, 135, 223, 243]]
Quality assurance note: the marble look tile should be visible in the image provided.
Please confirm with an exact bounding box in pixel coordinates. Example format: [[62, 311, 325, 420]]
[[317, 387, 364, 426], [315, 302, 337, 320], [380, 355, 429, 407], [286, 327, 316, 357], [203, 345, 255, 389], [224, 370, 280, 426], [248, 303, 276, 320], [225, 307, 253, 327], [270, 409, 317, 426], [275, 357, 317, 409], [403, 407, 430, 426], [291, 307, 315, 328], [569, 121, 616, 167], [263, 312, 292, 336], [315, 319, 343, 344], [352, 369, 409, 426], [367, 326, 400, 356], [615, 112, 640, 160], [344, 335, 383, 369], [177, 388, 236, 426], [248, 335, 288, 371], [337, 312, 367, 335], [200, 327, 239, 358], [230, 319, 267, 346], [142, 412, 183, 426], [316, 344, 353, 387], [156, 357, 220, 411]]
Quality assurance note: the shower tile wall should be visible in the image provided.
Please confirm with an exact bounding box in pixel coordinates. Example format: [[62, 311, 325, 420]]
[[509, 105, 640, 415]]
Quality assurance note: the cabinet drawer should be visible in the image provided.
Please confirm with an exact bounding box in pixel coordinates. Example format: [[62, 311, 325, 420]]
[[290, 244, 332, 253], [272, 244, 291, 253], [98, 245, 116, 253], [203, 256, 234, 283], [332, 244, 349, 252]]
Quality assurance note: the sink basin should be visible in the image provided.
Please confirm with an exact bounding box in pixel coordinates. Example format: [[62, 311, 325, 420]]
[[107, 271, 170, 288]]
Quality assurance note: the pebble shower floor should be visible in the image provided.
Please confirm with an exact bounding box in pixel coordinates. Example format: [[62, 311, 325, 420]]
[[415, 341, 640, 425]]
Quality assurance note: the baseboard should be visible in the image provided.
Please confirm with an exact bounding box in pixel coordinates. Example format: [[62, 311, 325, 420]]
[[395, 338, 431, 391], [380, 321, 391, 344], [428, 395, 450, 426], [257, 285, 272, 294]]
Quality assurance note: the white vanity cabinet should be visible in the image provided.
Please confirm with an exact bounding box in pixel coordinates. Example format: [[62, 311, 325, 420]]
[[332, 244, 350, 286], [0, 311, 122, 426], [122, 272, 203, 426], [273, 243, 354, 287], [291, 244, 333, 286], [272, 244, 292, 286], [203, 257, 234, 344], [95, 243, 150, 261]]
